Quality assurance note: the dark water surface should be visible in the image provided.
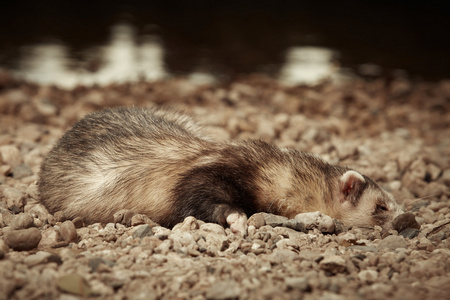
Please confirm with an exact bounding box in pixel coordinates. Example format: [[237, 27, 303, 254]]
[[1, 1, 449, 87]]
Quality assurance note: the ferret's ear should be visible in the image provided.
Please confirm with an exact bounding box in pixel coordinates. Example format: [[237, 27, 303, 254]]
[[339, 170, 366, 206]]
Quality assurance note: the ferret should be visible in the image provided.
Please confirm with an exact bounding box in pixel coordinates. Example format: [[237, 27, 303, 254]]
[[38, 107, 403, 235]]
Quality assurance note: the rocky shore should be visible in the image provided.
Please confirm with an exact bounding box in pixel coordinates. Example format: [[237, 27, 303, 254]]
[[0, 74, 449, 299]]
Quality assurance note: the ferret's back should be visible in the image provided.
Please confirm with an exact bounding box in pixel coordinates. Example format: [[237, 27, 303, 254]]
[[38, 107, 207, 223]]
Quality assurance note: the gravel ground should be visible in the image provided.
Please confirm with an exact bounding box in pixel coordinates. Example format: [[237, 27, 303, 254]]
[[0, 74, 449, 299]]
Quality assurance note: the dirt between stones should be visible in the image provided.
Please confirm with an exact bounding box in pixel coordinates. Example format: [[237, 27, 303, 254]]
[[0, 75, 449, 300]]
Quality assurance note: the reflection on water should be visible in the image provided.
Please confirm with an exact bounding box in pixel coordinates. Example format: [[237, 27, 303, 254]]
[[2, 2, 449, 85], [15, 23, 340, 89], [18, 43, 76, 88], [278, 46, 339, 86], [16, 24, 167, 89]]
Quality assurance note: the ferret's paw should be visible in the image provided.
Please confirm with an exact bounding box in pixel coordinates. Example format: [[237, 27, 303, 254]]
[[226, 212, 248, 237]]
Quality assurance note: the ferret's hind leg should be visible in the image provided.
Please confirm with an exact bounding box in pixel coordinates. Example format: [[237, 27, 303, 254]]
[[226, 212, 248, 236], [209, 204, 248, 236]]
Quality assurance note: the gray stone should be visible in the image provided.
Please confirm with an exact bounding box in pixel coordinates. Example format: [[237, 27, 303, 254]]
[[152, 226, 172, 239], [0, 210, 14, 227], [247, 213, 265, 228], [377, 235, 408, 250], [38, 227, 62, 249], [172, 216, 200, 231], [358, 270, 379, 283], [26, 182, 39, 200], [56, 274, 97, 297], [0, 238, 9, 253], [295, 211, 335, 233], [26, 203, 50, 223], [399, 228, 420, 239], [154, 239, 172, 255], [0, 145, 21, 167], [348, 245, 378, 253], [333, 219, 347, 234], [283, 219, 306, 232], [338, 232, 357, 244], [132, 224, 153, 239], [319, 255, 347, 274], [12, 164, 33, 179], [24, 251, 62, 266], [426, 221, 450, 243], [267, 249, 299, 264], [199, 223, 227, 235], [263, 213, 289, 227], [272, 226, 305, 239], [4, 228, 42, 251], [124, 280, 158, 300], [285, 277, 310, 291], [206, 280, 241, 300], [113, 209, 135, 226], [0, 165, 11, 177], [89, 257, 115, 272], [442, 169, 450, 185], [393, 213, 420, 232], [170, 231, 196, 250], [130, 214, 159, 227], [3, 187, 25, 211], [53, 211, 66, 222], [59, 220, 78, 243], [11, 213, 34, 230], [201, 232, 228, 253]]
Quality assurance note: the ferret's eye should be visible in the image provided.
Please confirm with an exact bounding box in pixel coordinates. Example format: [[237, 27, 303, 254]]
[[376, 204, 388, 212]]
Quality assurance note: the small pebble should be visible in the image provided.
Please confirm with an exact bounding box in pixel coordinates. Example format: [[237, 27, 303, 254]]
[[285, 277, 310, 292], [399, 228, 420, 239], [377, 235, 408, 250], [348, 245, 378, 253], [172, 216, 200, 231], [206, 280, 241, 300], [0, 145, 21, 167], [130, 214, 159, 227], [56, 274, 97, 297], [88, 257, 115, 272], [441, 169, 450, 185], [38, 227, 61, 249], [113, 209, 135, 226], [263, 213, 289, 227], [319, 255, 347, 274], [53, 211, 66, 222], [247, 213, 266, 228], [10, 213, 34, 230], [24, 251, 62, 266], [358, 270, 379, 284], [392, 213, 420, 232], [4, 227, 42, 251], [199, 223, 227, 235], [283, 219, 306, 232], [132, 224, 153, 239], [59, 220, 78, 243], [295, 211, 335, 233], [3, 187, 25, 211], [12, 164, 33, 179]]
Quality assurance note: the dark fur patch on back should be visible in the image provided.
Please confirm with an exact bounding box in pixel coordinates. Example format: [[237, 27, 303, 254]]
[[163, 161, 260, 228]]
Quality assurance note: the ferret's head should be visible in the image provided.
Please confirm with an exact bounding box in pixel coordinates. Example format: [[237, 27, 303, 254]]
[[336, 170, 403, 230]]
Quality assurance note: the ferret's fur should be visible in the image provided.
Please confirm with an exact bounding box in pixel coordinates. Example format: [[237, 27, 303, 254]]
[[39, 107, 402, 234]]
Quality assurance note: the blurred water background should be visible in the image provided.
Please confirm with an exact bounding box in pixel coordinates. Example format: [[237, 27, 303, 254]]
[[0, 1, 449, 88]]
